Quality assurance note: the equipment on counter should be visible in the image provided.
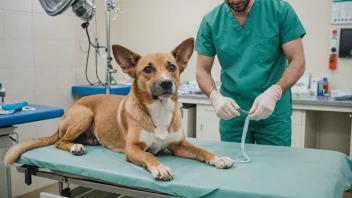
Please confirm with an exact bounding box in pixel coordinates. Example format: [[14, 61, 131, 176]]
[[330, 90, 352, 98], [0, 83, 5, 103], [38, 0, 122, 94], [339, 28, 352, 58], [329, 29, 339, 70]]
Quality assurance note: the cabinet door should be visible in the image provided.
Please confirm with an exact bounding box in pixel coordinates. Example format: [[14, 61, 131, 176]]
[[196, 118, 220, 141], [291, 125, 302, 148], [292, 110, 303, 125], [197, 104, 218, 119], [291, 110, 303, 148]]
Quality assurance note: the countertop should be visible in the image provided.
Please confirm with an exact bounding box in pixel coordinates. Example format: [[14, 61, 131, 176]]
[[178, 93, 352, 107], [72, 85, 131, 96], [0, 104, 64, 127]]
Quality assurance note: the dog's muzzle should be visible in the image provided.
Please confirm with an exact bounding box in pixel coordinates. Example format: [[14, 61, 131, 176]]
[[152, 78, 175, 100]]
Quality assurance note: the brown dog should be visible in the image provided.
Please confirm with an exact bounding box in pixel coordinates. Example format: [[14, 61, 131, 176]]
[[4, 38, 234, 180]]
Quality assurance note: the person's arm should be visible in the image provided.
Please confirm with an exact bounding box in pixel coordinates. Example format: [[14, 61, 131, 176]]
[[195, 16, 239, 120], [249, 38, 305, 120], [275, 37, 306, 93], [196, 54, 217, 97], [196, 53, 240, 120], [249, 2, 306, 120]]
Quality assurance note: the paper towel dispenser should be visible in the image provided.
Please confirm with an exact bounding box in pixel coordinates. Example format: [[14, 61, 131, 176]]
[[339, 28, 352, 58]]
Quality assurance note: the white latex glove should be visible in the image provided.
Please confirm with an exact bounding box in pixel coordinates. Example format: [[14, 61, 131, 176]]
[[209, 91, 240, 120], [249, 85, 282, 121]]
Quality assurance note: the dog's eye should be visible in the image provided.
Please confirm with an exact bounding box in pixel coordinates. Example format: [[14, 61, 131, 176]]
[[143, 66, 154, 74], [168, 64, 176, 72]]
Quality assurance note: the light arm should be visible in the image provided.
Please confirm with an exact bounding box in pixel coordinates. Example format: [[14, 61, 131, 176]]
[[249, 37, 306, 120], [196, 53, 217, 97], [275, 37, 306, 93], [196, 53, 240, 120]]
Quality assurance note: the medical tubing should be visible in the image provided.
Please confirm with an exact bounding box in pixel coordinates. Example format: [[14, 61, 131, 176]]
[[85, 24, 104, 85], [236, 115, 251, 163], [82, 22, 104, 86], [85, 34, 94, 86]]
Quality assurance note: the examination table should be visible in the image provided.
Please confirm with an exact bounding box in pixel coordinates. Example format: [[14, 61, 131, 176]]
[[0, 104, 64, 198], [15, 138, 352, 198]]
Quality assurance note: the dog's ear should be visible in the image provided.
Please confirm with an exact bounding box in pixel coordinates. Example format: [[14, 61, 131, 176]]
[[171, 37, 195, 73], [112, 45, 141, 78]]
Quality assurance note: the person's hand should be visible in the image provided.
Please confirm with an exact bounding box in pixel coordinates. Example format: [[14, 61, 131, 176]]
[[249, 85, 282, 120], [209, 91, 240, 120]]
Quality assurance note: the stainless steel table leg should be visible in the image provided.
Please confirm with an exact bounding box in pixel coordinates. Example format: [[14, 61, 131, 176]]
[[0, 148, 13, 198], [0, 127, 17, 198]]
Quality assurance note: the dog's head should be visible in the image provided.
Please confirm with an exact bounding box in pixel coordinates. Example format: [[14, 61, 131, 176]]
[[112, 38, 194, 101]]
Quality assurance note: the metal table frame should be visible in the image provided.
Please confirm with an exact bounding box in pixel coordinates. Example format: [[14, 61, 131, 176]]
[[16, 165, 178, 198], [0, 126, 18, 198]]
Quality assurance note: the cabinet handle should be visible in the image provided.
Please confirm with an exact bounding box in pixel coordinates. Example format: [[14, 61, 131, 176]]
[[350, 114, 352, 119], [200, 124, 203, 131], [204, 109, 215, 112]]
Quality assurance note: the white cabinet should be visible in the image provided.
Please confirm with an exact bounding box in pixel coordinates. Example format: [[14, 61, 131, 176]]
[[194, 105, 313, 148], [181, 105, 196, 138], [291, 110, 303, 148], [196, 104, 220, 141], [291, 124, 303, 147], [179, 98, 319, 149], [197, 118, 220, 141], [194, 105, 308, 146], [291, 110, 318, 149], [196, 104, 218, 120], [179, 96, 352, 156]]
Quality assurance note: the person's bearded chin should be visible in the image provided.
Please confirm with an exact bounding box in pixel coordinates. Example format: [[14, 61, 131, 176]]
[[225, 0, 251, 12]]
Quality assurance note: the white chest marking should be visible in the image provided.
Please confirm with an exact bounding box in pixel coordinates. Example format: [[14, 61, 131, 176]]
[[147, 99, 175, 139], [140, 129, 183, 155]]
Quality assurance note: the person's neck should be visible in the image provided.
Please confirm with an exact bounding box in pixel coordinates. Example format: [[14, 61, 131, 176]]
[[231, 0, 255, 17]]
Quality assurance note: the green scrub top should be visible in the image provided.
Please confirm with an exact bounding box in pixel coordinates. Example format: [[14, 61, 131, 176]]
[[195, 0, 306, 123]]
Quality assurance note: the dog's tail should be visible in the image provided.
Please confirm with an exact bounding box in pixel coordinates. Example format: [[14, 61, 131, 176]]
[[3, 130, 60, 166]]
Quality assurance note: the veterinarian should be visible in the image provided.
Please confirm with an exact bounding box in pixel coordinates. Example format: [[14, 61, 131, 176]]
[[195, 0, 306, 146]]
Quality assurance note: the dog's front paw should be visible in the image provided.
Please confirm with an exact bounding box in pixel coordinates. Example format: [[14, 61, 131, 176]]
[[150, 164, 174, 181], [70, 144, 85, 155], [209, 156, 235, 169]]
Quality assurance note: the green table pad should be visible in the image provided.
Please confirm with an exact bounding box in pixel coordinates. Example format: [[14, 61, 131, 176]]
[[17, 138, 352, 198]]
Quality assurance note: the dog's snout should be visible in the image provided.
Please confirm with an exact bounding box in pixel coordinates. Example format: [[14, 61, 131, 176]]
[[159, 79, 173, 90]]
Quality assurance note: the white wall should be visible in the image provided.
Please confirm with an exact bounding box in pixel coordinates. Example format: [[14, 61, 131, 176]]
[[102, 0, 352, 154], [289, 0, 352, 90], [102, 0, 352, 89], [0, 0, 88, 196], [93, 0, 223, 82]]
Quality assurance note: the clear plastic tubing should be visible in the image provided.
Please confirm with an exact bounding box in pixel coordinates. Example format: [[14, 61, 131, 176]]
[[236, 115, 251, 163]]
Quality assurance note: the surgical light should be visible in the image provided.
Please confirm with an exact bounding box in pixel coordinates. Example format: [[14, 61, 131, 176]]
[[72, 0, 95, 21], [39, 0, 95, 21]]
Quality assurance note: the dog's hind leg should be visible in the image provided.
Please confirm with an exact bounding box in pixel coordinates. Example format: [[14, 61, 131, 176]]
[[55, 105, 94, 155]]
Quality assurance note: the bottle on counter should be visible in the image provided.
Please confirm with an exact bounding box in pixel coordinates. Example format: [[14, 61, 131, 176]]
[[323, 77, 329, 95], [317, 79, 324, 97]]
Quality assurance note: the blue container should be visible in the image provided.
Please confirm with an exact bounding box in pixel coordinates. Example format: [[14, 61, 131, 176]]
[[317, 79, 324, 96]]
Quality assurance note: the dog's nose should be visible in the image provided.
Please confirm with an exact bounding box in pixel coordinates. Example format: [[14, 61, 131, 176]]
[[159, 79, 173, 90]]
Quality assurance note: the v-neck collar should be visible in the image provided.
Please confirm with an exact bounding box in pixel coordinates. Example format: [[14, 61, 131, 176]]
[[224, 0, 259, 34]]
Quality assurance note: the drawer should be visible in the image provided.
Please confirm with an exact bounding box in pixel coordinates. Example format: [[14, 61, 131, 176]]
[[196, 118, 220, 141], [197, 104, 218, 119], [292, 110, 303, 125]]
